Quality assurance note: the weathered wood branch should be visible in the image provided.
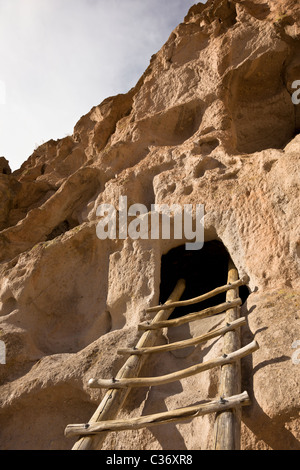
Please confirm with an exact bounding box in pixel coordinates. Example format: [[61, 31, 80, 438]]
[[118, 317, 247, 356], [213, 260, 249, 450], [138, 298, 242, 331], [146, 276, 249, 313], [71, 278, 186, 451], [65, 391, 250, 438], [88, 340, 259, 390]]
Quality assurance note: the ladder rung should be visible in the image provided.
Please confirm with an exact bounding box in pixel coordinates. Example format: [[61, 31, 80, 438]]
[[146, 276, 249, 313], [118, 317, 247, 356], [88, 340, 258, 390], [138, 298, 242, 331], [65, 391, 250, 438]]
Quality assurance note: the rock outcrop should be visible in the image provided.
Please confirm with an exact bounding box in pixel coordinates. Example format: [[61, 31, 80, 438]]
[[0, 0, 300, 450]]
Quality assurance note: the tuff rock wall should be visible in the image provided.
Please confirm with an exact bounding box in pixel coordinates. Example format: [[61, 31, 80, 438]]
[[0, 0, 300, 450]]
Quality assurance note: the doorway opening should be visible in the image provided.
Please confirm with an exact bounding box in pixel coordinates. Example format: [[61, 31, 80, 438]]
[[159, 241, 249, 319]]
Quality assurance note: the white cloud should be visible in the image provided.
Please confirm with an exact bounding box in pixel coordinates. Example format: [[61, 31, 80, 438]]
[[0, 0, 203, 170], [0, 80, 6, 104]]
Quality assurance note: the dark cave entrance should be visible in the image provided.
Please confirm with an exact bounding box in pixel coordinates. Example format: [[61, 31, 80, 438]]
[[293, 127, 300, 137], [159, 241, 249, 319]]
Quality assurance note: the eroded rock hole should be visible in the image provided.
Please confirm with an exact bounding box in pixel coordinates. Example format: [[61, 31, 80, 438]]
[[243, 1, 270, 21], [45, 217, 79, 241], [159, 241, 249, 319], [0, 297, 17, 317], [216, 0, 237, 28]]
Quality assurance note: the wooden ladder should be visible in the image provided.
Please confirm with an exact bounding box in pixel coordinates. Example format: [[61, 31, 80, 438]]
[[65, 259, 258, 450]]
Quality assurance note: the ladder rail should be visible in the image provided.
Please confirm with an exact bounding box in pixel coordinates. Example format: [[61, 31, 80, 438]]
[[213, 260, 243, 450], [71, 278, 186, 451]]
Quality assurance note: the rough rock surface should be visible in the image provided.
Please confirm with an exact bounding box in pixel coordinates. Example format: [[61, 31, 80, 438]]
[[0, 0, 300, 450]]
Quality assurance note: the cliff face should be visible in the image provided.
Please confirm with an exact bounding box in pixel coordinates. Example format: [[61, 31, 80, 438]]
[[0, 0, 300, 450]]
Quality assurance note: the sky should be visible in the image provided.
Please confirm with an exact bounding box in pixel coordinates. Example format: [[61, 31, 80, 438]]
[[0, 0, 204, 171]]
